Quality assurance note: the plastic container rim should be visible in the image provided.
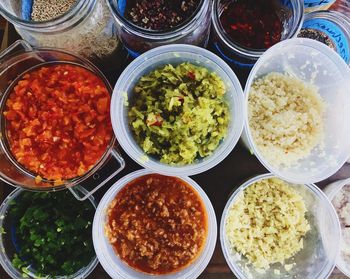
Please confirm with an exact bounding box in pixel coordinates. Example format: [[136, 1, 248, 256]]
[[0, 186, 99, 279], [111, 44, 244, 176], [324, 177, 350, 277], [220, 173, 341, 279], [92, 168, 217, 279], [243, 37, 350, 184]]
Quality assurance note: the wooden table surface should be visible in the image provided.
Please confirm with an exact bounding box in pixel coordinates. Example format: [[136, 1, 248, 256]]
[[1, 3, 350, 278]]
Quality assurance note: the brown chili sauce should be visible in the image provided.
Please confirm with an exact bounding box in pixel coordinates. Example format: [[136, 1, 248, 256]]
[[105, 174, 208, 274]]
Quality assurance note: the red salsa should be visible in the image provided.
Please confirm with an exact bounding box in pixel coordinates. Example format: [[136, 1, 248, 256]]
[[106, 174, 208, 274], [3, 63, 112, 183], [219, 0, 283, 49]]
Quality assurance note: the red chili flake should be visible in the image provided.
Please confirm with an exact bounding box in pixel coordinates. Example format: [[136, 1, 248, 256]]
[[3, 64, 113, 182], [187, 71, 196, 80], [147, 114, 164, 127], [219, 0, 283, 49]]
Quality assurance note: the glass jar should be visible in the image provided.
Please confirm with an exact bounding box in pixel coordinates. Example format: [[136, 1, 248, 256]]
[[304, 0, 336, 13], [211, 0, 304, 80], [106, 0, 211, 58], [298, 10, 350, 65], [0, 0, 122, 68], [331, 0, 350, 15], [0, 40, 125, 201]]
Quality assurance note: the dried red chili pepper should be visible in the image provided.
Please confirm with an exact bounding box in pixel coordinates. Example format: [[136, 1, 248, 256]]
[[3, 64, 112, 183], [187, 71, 196, 80]]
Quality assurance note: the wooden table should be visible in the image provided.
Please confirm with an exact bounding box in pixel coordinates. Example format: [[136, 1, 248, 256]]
[[1, 4, 350, 278]]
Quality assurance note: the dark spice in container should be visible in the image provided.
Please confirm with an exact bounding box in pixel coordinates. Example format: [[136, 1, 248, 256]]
[[125, 0, 200, 30], [298, 28, 336, 50], [219, 0, 283, 49]]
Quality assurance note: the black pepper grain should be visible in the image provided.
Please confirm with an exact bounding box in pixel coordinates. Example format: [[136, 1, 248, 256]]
[[125, 0, 200, 31], [298, 28, 336, 50]]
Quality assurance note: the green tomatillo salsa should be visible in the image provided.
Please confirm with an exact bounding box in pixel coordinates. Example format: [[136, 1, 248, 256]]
[[128, 63, 230, 165]]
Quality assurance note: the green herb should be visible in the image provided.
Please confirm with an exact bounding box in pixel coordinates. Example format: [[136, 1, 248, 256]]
[[129, 62, 230, 165], [0, 227, 6, 234], [9, 191, 95, 277]]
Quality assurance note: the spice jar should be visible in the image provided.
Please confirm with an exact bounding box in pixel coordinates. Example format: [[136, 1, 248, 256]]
[[0, 0, 123, 68], [304, 0, 336, 13], [298, 10, 350, 65], [331, 0, 350, 14], [0, 40, 125, 201], [106, 0, 211, 58], [211, 0, 304, 77]]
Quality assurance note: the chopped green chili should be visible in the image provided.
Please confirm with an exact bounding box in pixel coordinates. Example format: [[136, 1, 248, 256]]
[[129, 62, 230, 165], [9, 191, 95, 277]]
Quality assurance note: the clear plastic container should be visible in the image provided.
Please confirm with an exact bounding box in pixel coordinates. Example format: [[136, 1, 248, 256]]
[[304, 0, 336, 13], [220, 173, 341, 279], [211, 0, 304, 72], [0, 186, 99, 279], [299, 10, 350, 65], [0, 0, 123, 68], [92, 169, 217, 279], [324, 178, 350, 278], [111, 44, 244, 176], [0, 40, 125, 200], [106, 0, 211, 58], [242, 38, 350, 184]]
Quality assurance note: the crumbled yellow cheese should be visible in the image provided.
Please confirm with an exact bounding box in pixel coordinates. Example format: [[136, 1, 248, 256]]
[[248, 72, 325, 167], [225, 177, 310, 271]]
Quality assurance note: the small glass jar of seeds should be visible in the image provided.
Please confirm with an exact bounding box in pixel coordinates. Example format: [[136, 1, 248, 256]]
[[0, 0, 123, 69], [106, 0, 211, 58]]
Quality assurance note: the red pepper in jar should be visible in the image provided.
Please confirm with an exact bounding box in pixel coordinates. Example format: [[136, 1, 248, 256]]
[[219, 0, 283, 49]]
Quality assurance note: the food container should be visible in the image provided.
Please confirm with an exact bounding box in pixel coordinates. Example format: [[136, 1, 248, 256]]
[[324, 178, 350, 277], [242, 38, 350, 184], [331, 0, 350, 14], [298, 10, 350, 65], [111, 44, 244, 176], [0, 0, 122, 68], [221, 173, 341, 279], [106, 0, 211, 58], [211, 0, 304, 73], [93, 169, 217, 279], [304, 0, 336, 13], [0, 40, 125, 200], [0, 186, 99, 278]]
